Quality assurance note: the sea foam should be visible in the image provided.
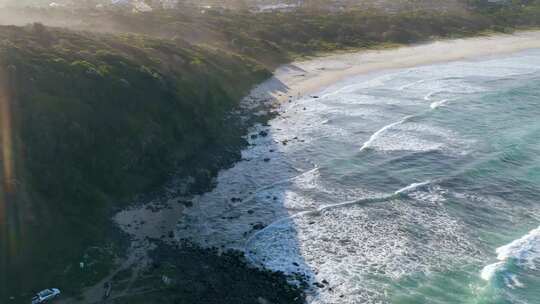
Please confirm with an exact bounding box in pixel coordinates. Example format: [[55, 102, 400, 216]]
[[481, 226, 540, 282]]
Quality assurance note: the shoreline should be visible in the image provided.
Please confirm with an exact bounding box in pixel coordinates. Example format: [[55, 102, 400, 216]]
[[64, 30, 540, 304], [251, 30, 540, 103], [187, 30, 540, 304]]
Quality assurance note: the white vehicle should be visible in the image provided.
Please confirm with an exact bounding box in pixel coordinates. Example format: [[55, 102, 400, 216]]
[[31, 288, 61, 303]]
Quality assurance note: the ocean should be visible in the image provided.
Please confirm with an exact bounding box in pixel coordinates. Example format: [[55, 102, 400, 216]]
[[176, 49, 540, 303]]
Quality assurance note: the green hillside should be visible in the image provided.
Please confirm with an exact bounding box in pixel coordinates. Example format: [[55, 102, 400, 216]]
[[0, 24, 270, 299]]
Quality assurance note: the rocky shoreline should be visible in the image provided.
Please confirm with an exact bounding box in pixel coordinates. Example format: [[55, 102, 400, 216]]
[[67, 92, 308, 303]]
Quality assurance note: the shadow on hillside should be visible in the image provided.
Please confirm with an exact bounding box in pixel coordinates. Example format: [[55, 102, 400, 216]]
[[110, 75, 318, 303]]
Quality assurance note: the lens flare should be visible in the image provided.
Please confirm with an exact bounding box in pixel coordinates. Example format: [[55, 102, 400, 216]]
[[0, 68, 14, 196], [0, 65, 16, 269]]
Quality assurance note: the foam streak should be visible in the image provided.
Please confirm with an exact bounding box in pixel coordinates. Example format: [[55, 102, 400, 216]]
[[359, 116, 413, 151]]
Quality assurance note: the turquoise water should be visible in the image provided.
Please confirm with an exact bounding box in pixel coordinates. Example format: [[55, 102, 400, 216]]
[[382, 57, 540, 304], [177, 50, 540, 303]]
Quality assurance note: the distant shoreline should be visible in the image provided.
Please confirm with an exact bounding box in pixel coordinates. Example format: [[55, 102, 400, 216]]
[[250, 30, 540, 103]]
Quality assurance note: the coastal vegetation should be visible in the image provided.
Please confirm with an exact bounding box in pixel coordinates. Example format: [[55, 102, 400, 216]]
[[0, 23, 270, 300], [2, 0, 540, 302]]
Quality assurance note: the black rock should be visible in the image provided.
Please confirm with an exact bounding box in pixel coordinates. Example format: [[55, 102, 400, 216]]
[[259, 130, 269, 137], [181, 200, 193, 207], [263, 158, 271, 162], [252, 223, 266, 230]]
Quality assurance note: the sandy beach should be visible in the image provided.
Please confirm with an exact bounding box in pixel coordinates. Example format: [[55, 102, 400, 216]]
[[249, 30, 540, 103]]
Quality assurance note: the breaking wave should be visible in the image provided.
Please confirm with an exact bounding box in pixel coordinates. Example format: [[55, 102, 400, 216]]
[[481, 226, 540, 288], [359, 116, 414, 151], [245, 180, 433, 263]]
